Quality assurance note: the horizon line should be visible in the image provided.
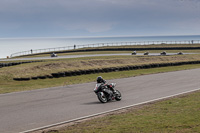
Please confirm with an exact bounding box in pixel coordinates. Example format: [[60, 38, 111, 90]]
[[0, 34, 200, 40]]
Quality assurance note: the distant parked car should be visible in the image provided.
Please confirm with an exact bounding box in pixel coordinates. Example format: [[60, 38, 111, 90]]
[[51, 53, 57, 57], [160, 51, 166, 55], [132, 51, 137, 55]]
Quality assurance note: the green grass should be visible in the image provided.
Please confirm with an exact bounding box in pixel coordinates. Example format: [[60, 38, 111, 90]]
[[54, 90, 200, 133], [2, 48, 200, 132], [1, 63, 200, 94], [2, 53, 200, 94], [3, 54, 200, 78], [1, 51, 200, 94]]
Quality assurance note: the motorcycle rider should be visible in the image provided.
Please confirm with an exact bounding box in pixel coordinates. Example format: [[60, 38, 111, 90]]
[[96, 76, 116, 94]]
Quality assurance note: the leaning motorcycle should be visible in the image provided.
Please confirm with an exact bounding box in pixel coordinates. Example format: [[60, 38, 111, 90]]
[[94, 83, 122, 103]]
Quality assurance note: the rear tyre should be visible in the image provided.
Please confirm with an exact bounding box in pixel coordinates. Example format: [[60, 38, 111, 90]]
[[97, 92, 108, 103], [115, 90, 122, 101]]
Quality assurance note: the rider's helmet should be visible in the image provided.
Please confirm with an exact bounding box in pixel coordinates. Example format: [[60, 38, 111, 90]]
[[97, 76, 104, 83]]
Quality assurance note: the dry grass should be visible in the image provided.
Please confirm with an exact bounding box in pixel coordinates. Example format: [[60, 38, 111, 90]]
[[2, 54, 200, 78], [1, 54, 200, 93], [1, 52, 200, 93]]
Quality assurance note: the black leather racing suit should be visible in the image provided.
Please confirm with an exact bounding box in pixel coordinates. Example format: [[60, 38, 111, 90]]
[[101, 80, 115, 96]]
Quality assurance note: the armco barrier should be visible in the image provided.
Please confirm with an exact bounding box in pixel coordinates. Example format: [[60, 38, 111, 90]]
[[13, 60, 200, 81], [10, 40, 200, 58]]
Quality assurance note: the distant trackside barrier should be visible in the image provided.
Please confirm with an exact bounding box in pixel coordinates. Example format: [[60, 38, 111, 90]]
[[10, 40, 200, 58]]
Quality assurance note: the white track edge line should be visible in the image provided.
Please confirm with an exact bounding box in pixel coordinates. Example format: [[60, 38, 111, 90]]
[[20, 88, 200, 133]]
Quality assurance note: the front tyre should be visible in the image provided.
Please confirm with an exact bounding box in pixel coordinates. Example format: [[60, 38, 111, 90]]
[[97, 92, 108, 103], [115, 90, 122, 101]]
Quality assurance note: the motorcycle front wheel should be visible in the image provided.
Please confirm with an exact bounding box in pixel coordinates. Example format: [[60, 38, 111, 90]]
[[97, 92, 108, 103], [115, 90, 122, 101]]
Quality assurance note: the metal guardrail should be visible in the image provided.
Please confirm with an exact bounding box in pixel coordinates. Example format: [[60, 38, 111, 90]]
[[10, 40, 200, 58]]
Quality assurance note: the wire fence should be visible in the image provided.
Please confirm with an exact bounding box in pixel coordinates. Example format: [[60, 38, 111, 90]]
[[10, 40, 200, 58]]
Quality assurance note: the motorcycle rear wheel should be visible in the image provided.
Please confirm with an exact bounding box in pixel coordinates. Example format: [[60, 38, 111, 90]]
[[97, 92, 108, 103], [115, 90, 122, 101]]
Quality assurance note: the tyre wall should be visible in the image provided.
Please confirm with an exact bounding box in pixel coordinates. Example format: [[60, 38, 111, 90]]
[[13, 60, 200, 81], [0, 61, 43, 69]]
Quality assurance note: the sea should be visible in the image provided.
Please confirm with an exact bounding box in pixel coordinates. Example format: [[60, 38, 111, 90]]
[[0, 35, 200, 59]]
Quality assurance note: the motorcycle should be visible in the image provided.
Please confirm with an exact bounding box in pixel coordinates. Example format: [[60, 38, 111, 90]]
[[51, 53, 57, 57], [94, 82, 122, 103]]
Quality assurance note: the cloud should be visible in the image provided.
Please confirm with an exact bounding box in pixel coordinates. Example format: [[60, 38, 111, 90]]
[[62, 21, 117, 33], [0, 0, 200, 37]]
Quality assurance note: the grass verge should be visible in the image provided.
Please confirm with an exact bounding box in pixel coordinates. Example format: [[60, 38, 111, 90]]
[[50, 90, 200, 133], [3, 54, 200, 78], [1, 53, 200, 94], [1, 63, 200, 94]]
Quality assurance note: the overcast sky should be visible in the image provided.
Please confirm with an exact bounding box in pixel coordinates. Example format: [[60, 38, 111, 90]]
[[0, 0, 200, 38]]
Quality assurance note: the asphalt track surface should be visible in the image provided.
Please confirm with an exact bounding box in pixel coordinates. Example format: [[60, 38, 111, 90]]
[[0, 53, 185, 61], [0, 68, 200, 133]]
